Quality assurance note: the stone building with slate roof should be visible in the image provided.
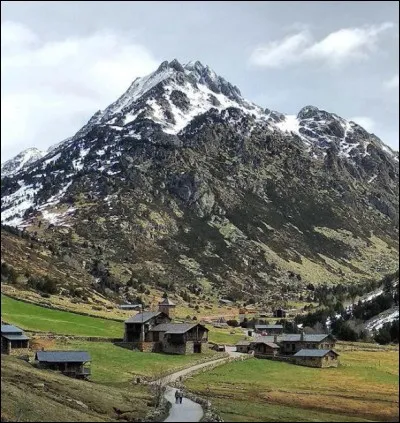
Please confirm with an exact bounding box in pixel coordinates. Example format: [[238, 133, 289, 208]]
[[280, 333, 336, 355], [235, 331, 339, 368], [250, 340, 280, 358], [293, 349, 339, 368], [122, 298, 209, 354], [1, 325, 30, 356]]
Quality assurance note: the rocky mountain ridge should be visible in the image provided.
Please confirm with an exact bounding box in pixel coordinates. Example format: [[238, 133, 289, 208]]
[[1, 59, 398, 306]]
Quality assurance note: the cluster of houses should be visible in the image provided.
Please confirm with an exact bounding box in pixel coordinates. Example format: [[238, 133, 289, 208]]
[[2, 299, 339, 383], [236, 324, 339, 368]]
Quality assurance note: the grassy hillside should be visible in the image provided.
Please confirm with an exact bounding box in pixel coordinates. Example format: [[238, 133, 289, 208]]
[[1, 295, 123, 337], [186, 345, 399, 422], [1, 355, 152, 422]]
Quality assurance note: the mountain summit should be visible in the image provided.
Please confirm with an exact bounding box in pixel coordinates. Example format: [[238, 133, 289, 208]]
[[1, 59, 398, 304]]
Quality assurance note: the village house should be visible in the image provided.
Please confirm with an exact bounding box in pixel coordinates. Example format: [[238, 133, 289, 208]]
[[254, 324, 284, 335], [250, 340, 280, 358], [123, 298, 209, 354], [280, 333, 336, 355], [35, 351, 91, 379], [1, 325, 30, 356], [124, 311, 171, 343], [293, 349, 339, 368], [151, 322, 209, 354], [236, 340, 251, 353]]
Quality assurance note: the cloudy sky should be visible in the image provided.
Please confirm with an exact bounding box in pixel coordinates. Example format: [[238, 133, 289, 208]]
[[1, 1, 398, 162]]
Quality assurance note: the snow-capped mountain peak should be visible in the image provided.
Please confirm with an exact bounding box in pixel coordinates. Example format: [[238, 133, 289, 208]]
[[85, 58, 262, 135], [1, 147, 46, 178], [1, 59, 398, 230]]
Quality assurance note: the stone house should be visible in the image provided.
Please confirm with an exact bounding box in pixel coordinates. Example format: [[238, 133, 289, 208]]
[[293, 349, 339, 368], [124, 311, 171, 342], [150, 323, 209, 354], [250, 340, 280, 358], [280, 333, 336, 355], [236, 340, 251, 353], [35, 351, 91, 379], [1, 325, 30, 356], [255, 324, 284, 335], [123, 299, 209, 354]]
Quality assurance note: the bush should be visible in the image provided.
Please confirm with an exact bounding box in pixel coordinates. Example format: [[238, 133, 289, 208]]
[[227, 319, 239, 327], [1, 262, 19, 283], [27, 275, 58, 294]]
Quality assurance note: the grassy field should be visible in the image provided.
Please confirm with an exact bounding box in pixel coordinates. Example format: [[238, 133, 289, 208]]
[[1, 295, 123, 337], [38, 339, 222, 385], [186, 348, 399, 422], [1, 355, 152, 422], [206, 325, 247, 345]]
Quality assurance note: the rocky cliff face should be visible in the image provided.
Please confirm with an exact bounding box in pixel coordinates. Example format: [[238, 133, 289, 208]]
[[1, 59, 398, 305]]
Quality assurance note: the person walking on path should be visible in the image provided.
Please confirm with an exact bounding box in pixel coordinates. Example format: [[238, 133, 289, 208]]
[[179, 391, 183, 404], [175, 390, 179, 404]]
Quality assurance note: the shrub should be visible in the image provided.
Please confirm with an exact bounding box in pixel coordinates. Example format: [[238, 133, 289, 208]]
[[27, 275, 58, 294], [227, 319, 239, 327]]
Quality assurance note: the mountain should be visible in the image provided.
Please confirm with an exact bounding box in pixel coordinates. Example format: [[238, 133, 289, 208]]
[[1, 148, 46, 178], [1, 59, 399, 308]]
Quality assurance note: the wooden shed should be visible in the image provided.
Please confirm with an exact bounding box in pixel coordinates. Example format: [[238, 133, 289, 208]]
[[1, 325, 30, 356], [35, 351, 91, 379]]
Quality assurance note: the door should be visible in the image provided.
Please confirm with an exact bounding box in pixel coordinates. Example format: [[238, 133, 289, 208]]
[[194, 343, 202, 353]]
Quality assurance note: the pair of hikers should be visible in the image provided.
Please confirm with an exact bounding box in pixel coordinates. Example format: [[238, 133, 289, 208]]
[[174, 390, 183, 404]]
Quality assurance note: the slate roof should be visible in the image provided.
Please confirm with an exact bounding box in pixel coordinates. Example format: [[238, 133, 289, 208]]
[[159, 298, 176, 306], [2, 334, 30, 341], [294, 349, 339, 358], [236, 341, 251, 346], [255, 325, 283, 330], [35, 351, 91, 363], [1, 325, 23, 334], [151, 323, 208, 334], [254, 335, 283, 343], [281, 334, 331, 342], [125, 311, 162, 323], [119, 304, 142, 309], [252, 340, 280, 348]]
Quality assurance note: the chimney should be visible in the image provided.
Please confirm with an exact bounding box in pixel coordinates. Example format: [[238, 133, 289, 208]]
[[300, 330, 304, 341], [273, 335, 278, 343]]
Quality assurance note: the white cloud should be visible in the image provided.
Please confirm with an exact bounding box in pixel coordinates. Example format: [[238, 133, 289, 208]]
[[1, 21, 160, 162], [349, 116, 375, 132], [384, 74, 399, 89], [249, 22, 394, 68]]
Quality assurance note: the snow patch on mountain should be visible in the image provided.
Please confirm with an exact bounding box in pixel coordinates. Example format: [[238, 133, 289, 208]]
[[1, 182, 41, 226], [365, 307, 399, 331]]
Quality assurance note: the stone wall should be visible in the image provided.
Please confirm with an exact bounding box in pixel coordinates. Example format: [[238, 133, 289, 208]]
[[9, 346, 30, 358], [162, 341, 188, 355]]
